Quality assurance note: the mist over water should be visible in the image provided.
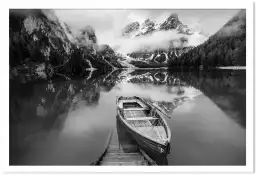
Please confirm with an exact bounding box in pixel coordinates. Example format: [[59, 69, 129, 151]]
[[9, 69, 246, 165]]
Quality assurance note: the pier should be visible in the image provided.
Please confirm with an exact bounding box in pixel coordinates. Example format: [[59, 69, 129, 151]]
[[97, 118, 156, 166]]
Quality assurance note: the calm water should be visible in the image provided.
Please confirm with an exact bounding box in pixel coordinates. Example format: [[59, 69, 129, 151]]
[[9, 69, 246, 165]]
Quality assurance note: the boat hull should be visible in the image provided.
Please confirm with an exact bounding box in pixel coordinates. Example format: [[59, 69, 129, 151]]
[[117, 113, 170, 156]]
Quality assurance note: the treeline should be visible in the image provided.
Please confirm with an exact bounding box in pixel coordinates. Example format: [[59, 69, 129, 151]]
[[169, 10, 246, 68], [9, 11, 73, 67], [9, 10, 122, 78]]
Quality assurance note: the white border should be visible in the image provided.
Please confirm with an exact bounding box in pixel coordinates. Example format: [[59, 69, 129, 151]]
[[1, 0, 255, 174]]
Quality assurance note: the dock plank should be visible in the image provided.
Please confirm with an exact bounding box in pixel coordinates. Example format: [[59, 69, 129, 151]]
[[99, 126, 150, 166]]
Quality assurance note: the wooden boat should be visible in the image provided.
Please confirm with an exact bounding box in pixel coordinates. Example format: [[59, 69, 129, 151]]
[[116, 96, 171, 156]]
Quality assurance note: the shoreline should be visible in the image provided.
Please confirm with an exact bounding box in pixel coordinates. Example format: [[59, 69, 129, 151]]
[[216, 66, 246, 70]]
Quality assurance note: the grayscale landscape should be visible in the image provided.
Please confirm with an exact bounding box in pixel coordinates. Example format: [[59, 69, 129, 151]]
[[9, 9, 246, 166]]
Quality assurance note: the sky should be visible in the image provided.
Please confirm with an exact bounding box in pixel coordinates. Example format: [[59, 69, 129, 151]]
[[54, 9, 240, 52]]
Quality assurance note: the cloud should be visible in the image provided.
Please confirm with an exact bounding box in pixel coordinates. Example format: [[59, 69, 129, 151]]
[[54, 9, 239, 53], [55, 10, 130, 35], [55, 10, 171, 35], [98, 29, 207, 53]]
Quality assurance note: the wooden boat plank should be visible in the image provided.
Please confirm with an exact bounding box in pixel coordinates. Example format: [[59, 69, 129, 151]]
[[106, 150, 138, 154], [123, 110, 147, 119], [123, 108, 149, 111], [128, 120, 152, 127], [100, 160, 147, 166], [135, 126, 167, 141], [126, 117, 158, 121], [99, 125, 152, 165], [98, 96, 171, 165], [107, 147, 138, 152], [116, 96, 171, 157], [105, 152, 141, 156], [119, 99, 148, 109], [104, 155, 142, 159], [102, 156, 143, 162]]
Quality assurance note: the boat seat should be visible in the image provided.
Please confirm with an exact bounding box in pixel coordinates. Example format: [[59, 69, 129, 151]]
[[123, 108, 149, 111], [126, 117, 158, 121]]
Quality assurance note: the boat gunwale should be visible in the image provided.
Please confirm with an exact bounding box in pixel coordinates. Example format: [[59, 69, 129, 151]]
[[139, 97, 172, 142], [116, 115, 168, 156], [116, 96, 171, 147]]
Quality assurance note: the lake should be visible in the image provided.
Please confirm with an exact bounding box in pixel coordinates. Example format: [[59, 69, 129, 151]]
[[9, 69, 246, 165]]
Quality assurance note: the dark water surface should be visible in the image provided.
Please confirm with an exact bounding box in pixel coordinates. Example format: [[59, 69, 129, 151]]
[[9, 69, 246, 165]]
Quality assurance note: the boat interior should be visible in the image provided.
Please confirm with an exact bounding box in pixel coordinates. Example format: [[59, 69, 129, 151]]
[[118, 97, 168, 143]]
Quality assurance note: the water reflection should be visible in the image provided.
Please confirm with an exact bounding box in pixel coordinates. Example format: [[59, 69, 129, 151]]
[[9, 69, 246, 165], [168, 70, 246, 127]]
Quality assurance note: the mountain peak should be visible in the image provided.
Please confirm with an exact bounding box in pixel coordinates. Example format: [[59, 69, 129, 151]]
[[121, 12, 199, 38], [140, 18, 156, 35], [160, 13, 182, 30], [143, 18, 155, 25], [167, 13, 179, 21], [122, 21, 140, 36]]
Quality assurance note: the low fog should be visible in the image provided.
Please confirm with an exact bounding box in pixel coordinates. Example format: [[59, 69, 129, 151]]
[[98, 30, 208, 53]]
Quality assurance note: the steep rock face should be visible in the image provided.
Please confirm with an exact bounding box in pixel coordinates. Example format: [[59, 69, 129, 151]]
[[136, 18, 156, 36], [122, 19, 157, 37], [123, 13, 194, 38], [177, 9, 246, 68], [97, 44, 123, 68], [76, 25, 97, 51], [159, 13, 193, 35], [122, 21, 140, 37], [121, 13, 196, 66], [9, 10, 73, 68], [159, 13, 181, 30], [9, 9, 122, 77]]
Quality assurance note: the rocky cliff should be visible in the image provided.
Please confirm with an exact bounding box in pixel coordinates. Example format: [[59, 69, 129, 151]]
[[120, 13, 199, 66], [122, 13, 194, 38], [9, 9, 123, 78]]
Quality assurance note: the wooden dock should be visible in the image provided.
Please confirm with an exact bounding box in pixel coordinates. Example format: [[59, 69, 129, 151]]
[[98, 118, 156, 166]]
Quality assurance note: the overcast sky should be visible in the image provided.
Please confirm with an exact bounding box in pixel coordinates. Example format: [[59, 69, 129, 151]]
[[55, 9, 240, 45]]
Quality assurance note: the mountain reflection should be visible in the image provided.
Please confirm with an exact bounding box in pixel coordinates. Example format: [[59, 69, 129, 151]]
[[10, 69, 246, 129], [9, 69, 246, 165], [168, 70, 246, 128]]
